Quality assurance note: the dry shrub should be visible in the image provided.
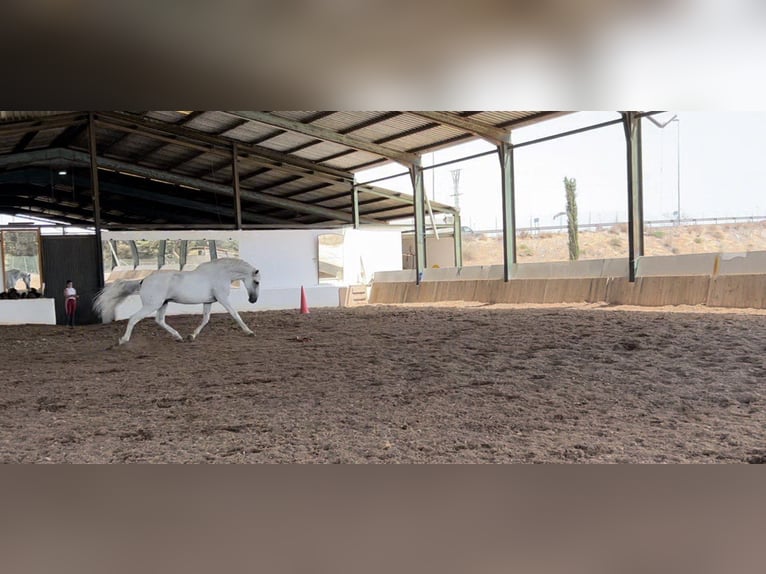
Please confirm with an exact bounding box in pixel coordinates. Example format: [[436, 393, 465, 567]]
[[609, 223, 628, 234]]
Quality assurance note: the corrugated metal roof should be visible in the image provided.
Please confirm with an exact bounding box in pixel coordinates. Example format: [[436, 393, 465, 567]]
[[347, 113, 432, 144], [0, 111, 69, 122], [145, 111, 189, 123], [256, 131, 315, 152], [384, 123, 468, 153], [321, 150, 380, 171], [290, 140, 349, 162], [312, 111, 393, 133], [0, 110, 566, 228]]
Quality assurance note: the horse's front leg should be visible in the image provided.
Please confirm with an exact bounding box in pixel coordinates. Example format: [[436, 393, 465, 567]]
[[189, 302, 213, 340], [216, 295, 254, 336]]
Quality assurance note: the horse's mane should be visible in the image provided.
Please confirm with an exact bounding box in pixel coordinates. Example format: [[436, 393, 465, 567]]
[[196, 258, 256, 279]]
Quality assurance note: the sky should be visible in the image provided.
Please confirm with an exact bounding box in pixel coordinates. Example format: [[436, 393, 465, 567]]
[[357, 111, 766, 231]]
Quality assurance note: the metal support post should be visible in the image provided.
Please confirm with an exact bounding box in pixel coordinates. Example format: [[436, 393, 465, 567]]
[[158, 240, 166, 269], [129, 240, 139, 269], [352, 180, 360, 229], [232, 142, 242, 230], [622, 112, 644, 282], [88, 113, 105, 288], [498, 141, 517, 281], [409, 164, 426, 284], [453, 211, 463, 268], [179, 240, 188, 270]]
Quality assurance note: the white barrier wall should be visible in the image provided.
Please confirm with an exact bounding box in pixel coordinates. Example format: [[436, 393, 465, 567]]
[[371, 251, 766, 308], [342, 227, 403, 285], [0, 298, 56, 325], [374, 251, 766, 284], [101, 227, 401, 320]]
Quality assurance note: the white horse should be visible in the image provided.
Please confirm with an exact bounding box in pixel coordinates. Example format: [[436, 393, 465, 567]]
[[94, 258, 260, 345], [5, 269, 31, 291]]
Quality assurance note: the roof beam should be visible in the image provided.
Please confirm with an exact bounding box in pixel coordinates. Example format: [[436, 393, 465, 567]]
[[13, 131, 38, 153], [408, 111, 512, 144], [0, 148, 87, 170], [0, 113, 88, 138], [497, 111, 570, 130], [357, 184, 457, 214], [0, 148, 379, 225], [55, 169, 285, 225], [224, 111, 422, 167], [252, 175, 303, 193], [185, 156, 232, 179], [102, 184, 283, 225], [94, 112, 355, 183], [374, 121, 438, 145], [92, 114, 356, 188], [407, 133, 475, 155], [99, 198, 205, 226], [358, 203, 415, 217], [50, 123, 88, 148], [339, 111, 402, 135], [103, 113, 204, 156], [0, 204, 93, 227], [292, 187, 346, 203], [159, 115, 255, 173], [238, 166, 272, 183], [0, 193, 101, 225]]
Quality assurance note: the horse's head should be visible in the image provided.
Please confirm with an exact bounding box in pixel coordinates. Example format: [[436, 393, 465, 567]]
[[245, 268, 260, 304], [22, 272, 31, 290]]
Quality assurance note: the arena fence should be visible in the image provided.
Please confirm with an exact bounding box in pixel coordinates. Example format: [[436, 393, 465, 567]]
[[370, 252, 766, 309]]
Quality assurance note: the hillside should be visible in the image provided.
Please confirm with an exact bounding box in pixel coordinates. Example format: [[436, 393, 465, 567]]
[[462, 221, 766, 266]]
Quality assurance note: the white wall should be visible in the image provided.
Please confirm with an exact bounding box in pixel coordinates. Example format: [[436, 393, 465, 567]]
[[402, 235, 457, 269], [100, 227, 402, 319], [0, 298, 56, 325], [341, 227, 403, 284]]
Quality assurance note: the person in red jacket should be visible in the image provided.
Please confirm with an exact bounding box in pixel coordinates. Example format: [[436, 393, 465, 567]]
[[64, 279, 79, 327]]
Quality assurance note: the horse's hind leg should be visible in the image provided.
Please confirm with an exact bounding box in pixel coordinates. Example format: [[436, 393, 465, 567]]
[[119, 304, 160, 344], [189, 302, 212, 341], [155, 303, 184, 342]]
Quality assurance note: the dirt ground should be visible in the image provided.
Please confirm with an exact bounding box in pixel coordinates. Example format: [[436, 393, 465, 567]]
[[1, 303, 765, 463]]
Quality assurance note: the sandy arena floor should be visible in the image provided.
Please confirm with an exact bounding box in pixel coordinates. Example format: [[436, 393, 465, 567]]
[[1, 303, 765, 463]]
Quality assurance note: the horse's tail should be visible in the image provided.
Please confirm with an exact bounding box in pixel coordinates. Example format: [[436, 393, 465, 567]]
[[93, 280, 142, 323]]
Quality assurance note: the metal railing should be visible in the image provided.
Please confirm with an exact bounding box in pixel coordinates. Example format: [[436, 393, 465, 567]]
[[487, 215, 766, 236], [401, 215, 766, 236]]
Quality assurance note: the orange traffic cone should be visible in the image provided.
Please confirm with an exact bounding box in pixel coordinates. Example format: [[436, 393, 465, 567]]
[[300, 286, 310, 314]]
